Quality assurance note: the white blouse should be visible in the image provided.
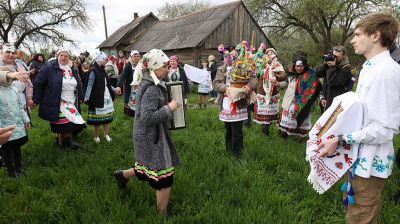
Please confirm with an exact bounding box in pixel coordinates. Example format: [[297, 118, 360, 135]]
[[344, 51, 400, 178]]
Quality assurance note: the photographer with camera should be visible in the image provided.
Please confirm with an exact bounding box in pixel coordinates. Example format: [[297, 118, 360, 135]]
[[317, 46, 353, 112]]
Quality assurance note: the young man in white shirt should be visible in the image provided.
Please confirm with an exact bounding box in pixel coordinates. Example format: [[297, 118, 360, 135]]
[[318, 12, 400, 223]]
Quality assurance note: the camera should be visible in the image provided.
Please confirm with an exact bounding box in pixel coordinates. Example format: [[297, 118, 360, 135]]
[[323, 52, 336, 62]]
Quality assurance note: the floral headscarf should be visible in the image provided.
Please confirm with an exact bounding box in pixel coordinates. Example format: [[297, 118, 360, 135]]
[[131, 49, 169, 86]]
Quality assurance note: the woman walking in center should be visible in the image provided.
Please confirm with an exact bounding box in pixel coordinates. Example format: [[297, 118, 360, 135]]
[[84, 52, 117, 143], [113, 49, 180, 213]]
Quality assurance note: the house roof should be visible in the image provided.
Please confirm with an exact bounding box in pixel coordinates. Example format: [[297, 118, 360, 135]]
[[125, 1, 242, 52], [97, 13, 157, 48]]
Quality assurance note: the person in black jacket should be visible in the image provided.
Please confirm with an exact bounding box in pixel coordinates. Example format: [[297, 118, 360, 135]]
[[84, 52, 117, 144], [33, 49, 85, 149], [317, 46, 352, 112], [28, 53, 45, 82], [115, 50, 141, 117]]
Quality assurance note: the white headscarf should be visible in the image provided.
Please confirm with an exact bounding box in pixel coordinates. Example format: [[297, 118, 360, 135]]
[[131, 49, 169, 86], [93, 51, 107, 63]]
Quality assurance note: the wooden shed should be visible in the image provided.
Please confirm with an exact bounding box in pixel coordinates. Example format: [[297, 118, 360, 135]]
[[97, 13, 158, 56], [98, 1, 271, 66]]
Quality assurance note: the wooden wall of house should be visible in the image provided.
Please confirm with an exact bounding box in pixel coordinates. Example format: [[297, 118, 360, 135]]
[[203, 4, 270, 50], [163, 48, 223, 68]]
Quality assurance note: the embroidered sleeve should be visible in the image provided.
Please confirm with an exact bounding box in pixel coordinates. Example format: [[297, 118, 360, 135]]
[[346, 121, 396, 145], [346, 73, 400, 145]]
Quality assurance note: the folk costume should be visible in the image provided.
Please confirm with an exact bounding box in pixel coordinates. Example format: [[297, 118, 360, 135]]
[[129, 49, 180, 189], [341, 51, 400, 222], [253, 47, 286, 136], [117, 50, 140, 117], [165, 55, 190, 99], [85, 52, 115, 126], [33, 49, 86, 145], [277, 55, 321, 138], [308, 50, 400, 224], [214, 41, 257, 157]]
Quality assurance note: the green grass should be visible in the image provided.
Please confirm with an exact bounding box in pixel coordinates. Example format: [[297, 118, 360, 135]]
[[1, 94, 399, 223]]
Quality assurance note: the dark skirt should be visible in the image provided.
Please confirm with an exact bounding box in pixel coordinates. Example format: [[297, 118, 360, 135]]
[[87, 107, 113, 125], [134, 162, 174, 190], [50, 122, 86, 134], [123, 105, 135, 117], [50, 112, 86, 134], [3, 135, 28, 148]]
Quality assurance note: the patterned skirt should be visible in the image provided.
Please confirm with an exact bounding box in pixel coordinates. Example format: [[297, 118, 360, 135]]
[[254, 93, 280, 124], [219, 96, 248, 122], [87, 97, 114, 125], [277, 101, 311, 137], [50, 107, 86, 134], [134, 162, 174, 190]]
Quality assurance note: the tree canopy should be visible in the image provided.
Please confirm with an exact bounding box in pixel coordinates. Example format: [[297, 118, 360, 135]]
[[245, 0, 398, 50], [157, 0, 211, 19], [0, 0, 90, 49]]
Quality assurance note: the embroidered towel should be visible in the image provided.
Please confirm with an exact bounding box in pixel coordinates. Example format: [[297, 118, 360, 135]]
[[306, 92, 363, 194]]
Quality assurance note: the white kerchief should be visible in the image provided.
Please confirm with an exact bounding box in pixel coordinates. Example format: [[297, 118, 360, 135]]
[[131, 49, 169, 86]]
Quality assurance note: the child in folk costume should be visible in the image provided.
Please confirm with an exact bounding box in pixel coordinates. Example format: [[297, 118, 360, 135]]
[[84, 52, 117, 143], [254, 47, 286, 136], [198, 59, 212, 108], [317, 13, 400, 223], [0, 67, 31, 177], [213, 41, 257, 158], [277, 54, 321, 140]]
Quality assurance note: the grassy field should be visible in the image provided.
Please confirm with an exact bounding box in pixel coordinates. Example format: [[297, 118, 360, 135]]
[[1, 93, 399, 223]]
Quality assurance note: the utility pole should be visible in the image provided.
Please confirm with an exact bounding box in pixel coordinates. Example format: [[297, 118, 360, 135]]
[[102, 5, 108, 39]]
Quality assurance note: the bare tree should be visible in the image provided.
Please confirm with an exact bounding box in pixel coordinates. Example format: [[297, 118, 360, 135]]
[[157, 0, 211, 19], [245, 0, 397, 50], [0, 0, 90, 48]]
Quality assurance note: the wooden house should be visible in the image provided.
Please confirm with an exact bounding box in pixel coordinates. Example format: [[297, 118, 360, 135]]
[[98, 1, 271, 66]]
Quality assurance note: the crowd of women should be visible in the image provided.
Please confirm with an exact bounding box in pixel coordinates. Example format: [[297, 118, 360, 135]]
[[0, 40, 379, 213], [1, 13, 400, 221]]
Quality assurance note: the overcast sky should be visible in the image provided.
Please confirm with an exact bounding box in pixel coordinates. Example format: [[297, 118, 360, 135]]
[[70, 0, 237, 55]]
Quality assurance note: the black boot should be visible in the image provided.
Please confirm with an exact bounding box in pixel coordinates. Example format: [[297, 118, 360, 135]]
[[280, 131, 288, 140], [70, 136, 80, 150], [63, 137, 71, 149], [262, 124, 270, 136], [113, 170, 129, 189], [3, 146, 16, 178], [13, 146, 24, 176]]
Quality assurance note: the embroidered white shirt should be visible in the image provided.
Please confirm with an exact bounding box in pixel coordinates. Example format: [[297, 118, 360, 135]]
[[344, 51, 400, 178]]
